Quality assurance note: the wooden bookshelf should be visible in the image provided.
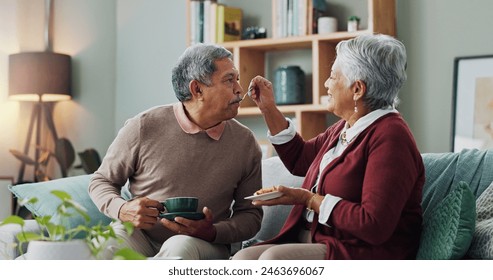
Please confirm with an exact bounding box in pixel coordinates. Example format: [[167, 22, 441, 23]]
[[186, 0, 396, 140]]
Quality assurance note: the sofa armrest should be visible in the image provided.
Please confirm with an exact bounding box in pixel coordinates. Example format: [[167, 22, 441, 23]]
[[0, 220, 41, 260]]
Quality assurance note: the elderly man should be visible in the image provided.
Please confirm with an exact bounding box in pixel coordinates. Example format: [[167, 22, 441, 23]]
[[89, 44, 262, 260]]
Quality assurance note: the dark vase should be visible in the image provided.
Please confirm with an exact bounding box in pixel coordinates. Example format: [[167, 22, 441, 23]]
[[273, 65, 305, 105]]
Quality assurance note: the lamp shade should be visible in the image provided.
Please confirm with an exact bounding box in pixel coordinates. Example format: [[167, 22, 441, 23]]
[[9, 52, 71, 102]]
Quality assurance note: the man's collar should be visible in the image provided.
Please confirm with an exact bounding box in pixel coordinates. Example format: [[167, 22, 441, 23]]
[[173, 102, 225, 141]]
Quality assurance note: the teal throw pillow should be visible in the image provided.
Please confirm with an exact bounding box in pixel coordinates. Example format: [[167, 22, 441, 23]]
[[416, 181, 476, 259], [9, 175, 112, 233]]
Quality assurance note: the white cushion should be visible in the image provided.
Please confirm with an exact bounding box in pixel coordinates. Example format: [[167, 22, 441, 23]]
[[251, 156, 305, 242], [467, 181, 493, 259], [476, 181, 493, 223]]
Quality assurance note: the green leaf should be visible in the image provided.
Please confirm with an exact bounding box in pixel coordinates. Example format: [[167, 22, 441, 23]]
[[44, 223, 66, 241], [0, 215, 25, 227], [113, 248, 147, 260], [122, 222, 134, 236], [348, 15, 360, 21], [51, 190, 72, 201], [105, 226, 116, 238], [34, 216, 52, 227], [16, 232, 44, 243], [17, 197, 38, 206], [57, 203, 71, 216], [67, 225, 89, 237], [65, 200, 90, 222]]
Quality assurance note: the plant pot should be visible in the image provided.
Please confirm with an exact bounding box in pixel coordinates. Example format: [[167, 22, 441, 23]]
[[24, 239, 93, 260]]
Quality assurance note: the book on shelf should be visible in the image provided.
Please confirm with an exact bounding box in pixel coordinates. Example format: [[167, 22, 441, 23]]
[[273, 0, 326, 38], [189, 1, 242, 44], [216, 5, 242, 43], [189, 0, 204, 44], [272, 0, 288, 38], [297, 0, 308, 36], [207, 1, 218, 43], [203, 0, 212, 43]]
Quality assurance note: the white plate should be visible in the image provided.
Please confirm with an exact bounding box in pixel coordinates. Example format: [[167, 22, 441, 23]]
[[244, 191, 283, 201]]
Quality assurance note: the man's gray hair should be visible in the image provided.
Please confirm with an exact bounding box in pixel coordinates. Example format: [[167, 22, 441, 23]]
[[335, 34, 407, 110], [172, 43, 233, 102]]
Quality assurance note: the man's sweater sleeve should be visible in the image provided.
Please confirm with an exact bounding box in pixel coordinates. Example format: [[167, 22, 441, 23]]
[[88, 117, 140, 220]]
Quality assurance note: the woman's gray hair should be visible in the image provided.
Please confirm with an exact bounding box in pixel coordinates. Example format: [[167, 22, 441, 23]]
[[334, 34, 407, 110], [172, 43, 233, 102]]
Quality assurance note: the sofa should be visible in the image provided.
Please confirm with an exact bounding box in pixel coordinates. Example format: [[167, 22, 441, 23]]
[[2, 149, 493, 260]]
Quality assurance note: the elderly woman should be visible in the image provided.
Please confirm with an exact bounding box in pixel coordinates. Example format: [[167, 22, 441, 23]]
[[233, 34, 424, 260]]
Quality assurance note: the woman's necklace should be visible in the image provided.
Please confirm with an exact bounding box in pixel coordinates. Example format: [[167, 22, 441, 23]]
[[340, 130, 348, 145]]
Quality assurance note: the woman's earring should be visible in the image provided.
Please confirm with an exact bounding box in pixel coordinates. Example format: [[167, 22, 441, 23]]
[[354, 100, 358, 113]]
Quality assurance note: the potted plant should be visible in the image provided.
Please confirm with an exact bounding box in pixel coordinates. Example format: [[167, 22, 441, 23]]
[[347, 15, 360, 32], [0, 190, 145, 260]]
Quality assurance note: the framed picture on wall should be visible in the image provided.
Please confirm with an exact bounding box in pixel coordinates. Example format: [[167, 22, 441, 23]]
[[0, 176, 15, 220], [451, 55, 493, 152]]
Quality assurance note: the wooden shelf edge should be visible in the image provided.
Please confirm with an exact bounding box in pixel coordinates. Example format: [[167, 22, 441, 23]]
[[238, 104, 329, 116], [220, 30, 371, 50]]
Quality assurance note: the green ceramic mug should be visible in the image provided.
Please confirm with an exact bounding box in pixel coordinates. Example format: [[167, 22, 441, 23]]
[[161, 197, 198, 213]]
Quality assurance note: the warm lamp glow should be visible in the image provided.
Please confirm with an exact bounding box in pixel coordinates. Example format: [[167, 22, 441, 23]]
[[8, 52, 71, 102], [9, 93, 72, 102]]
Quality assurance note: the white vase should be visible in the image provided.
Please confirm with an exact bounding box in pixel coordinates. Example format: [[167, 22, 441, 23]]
[[24, 239, 93, 260]]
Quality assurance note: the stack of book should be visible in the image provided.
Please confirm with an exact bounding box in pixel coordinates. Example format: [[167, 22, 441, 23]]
[[189, 0, 243, 44], [272, 0, 327, 38]]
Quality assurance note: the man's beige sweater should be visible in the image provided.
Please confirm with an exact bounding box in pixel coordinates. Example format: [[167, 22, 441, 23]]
[[89, 103, 263, 245]]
